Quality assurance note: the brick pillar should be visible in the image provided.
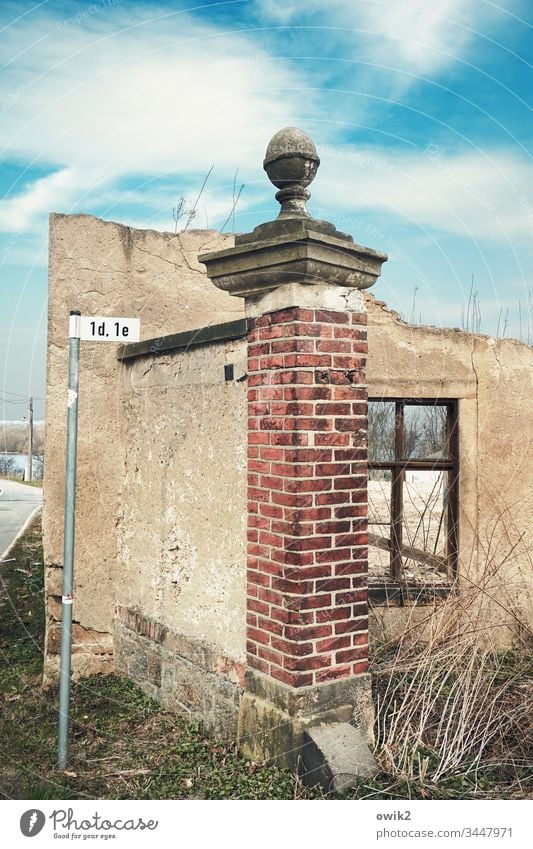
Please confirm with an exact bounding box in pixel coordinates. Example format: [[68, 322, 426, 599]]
[[246, 306, 369, 688], [200, 127, 387, 782]]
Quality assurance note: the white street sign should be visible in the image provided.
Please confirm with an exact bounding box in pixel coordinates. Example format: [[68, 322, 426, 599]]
[[79, 316, 140, 342]]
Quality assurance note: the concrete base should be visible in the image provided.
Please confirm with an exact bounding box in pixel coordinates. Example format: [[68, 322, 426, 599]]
[[302, 723, 378, 792], [238, 670, 375, 780]]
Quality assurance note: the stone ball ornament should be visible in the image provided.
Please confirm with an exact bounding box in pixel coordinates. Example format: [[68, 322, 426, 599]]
[[263, 127, 321, 219]]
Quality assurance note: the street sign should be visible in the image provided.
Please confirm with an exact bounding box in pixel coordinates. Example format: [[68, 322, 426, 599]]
[[79, 316, 140, 342], [57, 309, 141, 770]]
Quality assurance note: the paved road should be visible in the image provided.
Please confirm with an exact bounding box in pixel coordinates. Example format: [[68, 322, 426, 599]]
[[0, 478, 42, 559]]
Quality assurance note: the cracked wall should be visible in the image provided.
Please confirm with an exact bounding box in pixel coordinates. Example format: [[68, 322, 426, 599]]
[[43, 214, 241, 683], [44, 214, 533, 692]]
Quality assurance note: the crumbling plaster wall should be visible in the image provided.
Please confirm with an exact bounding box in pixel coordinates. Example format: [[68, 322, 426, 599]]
[[44, 215, 533, 691], [43, 214, 240, 682], [366, 298, 533, 644], [118, 339, 247, 657]]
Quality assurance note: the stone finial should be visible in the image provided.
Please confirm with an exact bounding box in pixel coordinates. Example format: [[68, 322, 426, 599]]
[[263, 127, 320, 219]]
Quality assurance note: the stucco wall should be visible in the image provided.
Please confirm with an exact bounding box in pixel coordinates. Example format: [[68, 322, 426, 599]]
[[366, 297, 533, 644], [44, 215, 533, 689], [118, 338, 247, 658], [43, 214, 241, 681]]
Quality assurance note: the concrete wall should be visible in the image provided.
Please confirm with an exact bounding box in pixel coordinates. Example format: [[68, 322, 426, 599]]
[[43, 214, 241, 683], [44, 214, 533, 713], [366, 297, 533, 645]]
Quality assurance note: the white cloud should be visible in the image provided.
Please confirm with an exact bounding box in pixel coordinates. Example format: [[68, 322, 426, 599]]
[[0, 4, 308, 231], [312, 143, 533, 242], [258, 0, 503, 86]]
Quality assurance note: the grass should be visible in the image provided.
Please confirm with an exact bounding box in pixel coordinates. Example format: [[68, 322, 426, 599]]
[[0, 515, 319, 800], [0, 515, 531, 800]]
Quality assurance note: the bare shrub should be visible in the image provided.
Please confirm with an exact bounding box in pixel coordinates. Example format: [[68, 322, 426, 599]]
[[371, 512, 533, 794]]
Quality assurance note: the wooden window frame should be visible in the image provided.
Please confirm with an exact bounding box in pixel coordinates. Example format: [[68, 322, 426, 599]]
[[368, 398, 459, 594]]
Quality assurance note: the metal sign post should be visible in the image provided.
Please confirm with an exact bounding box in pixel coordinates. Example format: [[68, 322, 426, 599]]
[[57, 310, 140, 770], [57, 310, 81, 769]]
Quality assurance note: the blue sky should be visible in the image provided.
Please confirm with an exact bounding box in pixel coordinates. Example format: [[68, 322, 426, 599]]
[[1, 0, 531, 420]]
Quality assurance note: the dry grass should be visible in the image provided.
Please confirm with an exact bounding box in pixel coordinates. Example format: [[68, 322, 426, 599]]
[[370, 521, 533, 797]]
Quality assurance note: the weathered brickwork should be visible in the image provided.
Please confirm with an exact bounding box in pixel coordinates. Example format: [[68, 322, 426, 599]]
[[246, 306, 369, 688], [114, 605, 245, 738]]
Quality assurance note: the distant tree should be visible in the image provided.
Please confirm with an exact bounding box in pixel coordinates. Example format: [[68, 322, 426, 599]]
[[32, 454, 44, 480], [0, 455, 19, 476]]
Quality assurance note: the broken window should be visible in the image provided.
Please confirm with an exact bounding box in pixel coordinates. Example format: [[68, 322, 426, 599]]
[[367, 399, 458, 591]]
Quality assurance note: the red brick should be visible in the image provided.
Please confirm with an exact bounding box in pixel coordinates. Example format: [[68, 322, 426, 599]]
[[315, 606, 352, 623], [334, 475, 365, 490], [284, 448, 332, 463], [316, 635, 351, 652], [284, 623, 332, 641], [285, 535, 332, 551], [315, 665, 352, 683], [284, 564, 331, 581], [258, 530, 283, 547], [316, 339, 352, 354], [334, 618, 368, 635], [278, 370, 314, 385], [270, 462, 314, 478], [271, 577, 315, 595], [315, 577, 351, 592], [269, 307, 314, 324], [248, 569, 270, 587], [335, 647, 367, 663], [269, 666, 313, 687], [271, 338, 315, 354], [248, 598, 270, 616], [272, 491, 313, 508], [257, 387, 284, 400], [314, 310, 349, 324], [353, 660, 369, 674], [285, 506, 330, 523], [314, 433, 350, 446], [284, 477, 332, 493], [271, 402, 314, 417], [270, 549, 314, 566], [258, 475, 284, 491], [259, 503, 283, 519], [257, 587, 284, 606], [248, 543, 269, 559], [270, 637, 314, 656], [350, 312, 367, 325], [286, 593, 331, 610], [249, 432, 270, 445], [284, 386, 330, 401], [247, 626, 270, 645], [270, 606, 315, 625], [249, 459, 271, 474], [315, 548, 352, 563], [334, 418, 365, 433], [270, 432, 308, 446], [293, 322, 333, 338], [316, 491, 350, 505], [256, 645, 284, 667], [259, 448, 285, 463], [333, 326, 366, 340], [284, 653, 332, 671], [256, 616, 283, 636], [283, 353, 332, 368]]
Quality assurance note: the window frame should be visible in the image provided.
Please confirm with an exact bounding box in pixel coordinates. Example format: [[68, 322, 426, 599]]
[[367, 397, 459, 588]]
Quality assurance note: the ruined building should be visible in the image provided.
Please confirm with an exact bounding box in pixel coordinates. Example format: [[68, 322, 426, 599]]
[[43, 129, 533, 780]]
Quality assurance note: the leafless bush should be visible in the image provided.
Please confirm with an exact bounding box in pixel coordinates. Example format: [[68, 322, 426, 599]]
[[371, 512, 533, 793]]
